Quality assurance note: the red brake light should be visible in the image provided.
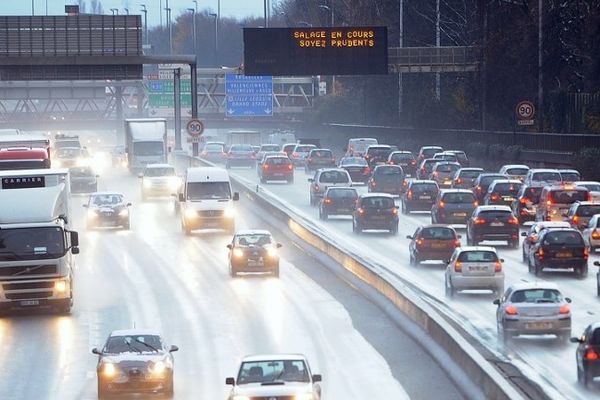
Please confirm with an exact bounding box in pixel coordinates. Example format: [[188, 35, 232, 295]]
[[411, 160, 416, 166], [572, 215, 579, 224], [454, 239, 461, 247], [433, 171, 438, 177], [392, 208, 398, 215], [585, 348, 599, 361], [439, 201, 445, 208], [538, 248, 545, 259], [546, 199, 552, 206], [371, 181, 377, 187], [456, 178, 463, 184], [474, 218, 486, 225], [508, 217, 519, 225], [263, 164, 269, 169], [292, 152, 299, 158], [454, 261, 462, 272], [491, 194, 499, 201], [314, 184, 320, 191], [505, 305, 518, 315], [494, 260, 502, 272], [357, 207, 365, 215], [407, 190, 413, 200], [592, 229, 600, 239], [363, 167, 370, 174], [324, 197, 332, 205], [287, 163, 293, 170], [559, 304, 570, 314], [473, 201, 479, 207], [584, 247, 589, 259], [520, 197, 529, 204]]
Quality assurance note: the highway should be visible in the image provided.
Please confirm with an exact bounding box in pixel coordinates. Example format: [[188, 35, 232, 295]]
[[227, 164, 600, 400], [0, 168, 468, 400]]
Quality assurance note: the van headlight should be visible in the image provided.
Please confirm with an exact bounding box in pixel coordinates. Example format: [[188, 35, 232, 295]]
[[150, 361, 167, 376], [267, 247, 278, 257], [294, 394, 314, 400], [233, 396, 250, 400], [55, 280, 68, 293], [184, 208, 197, 219], [102, 362, 117, 377], [118, 209, 129, 217], [87, 209, 98, 219], [143, 179, 152, 188], [233, 248, 244, 258], [224, 207, 236, 218], [168, 178, 180, 190]]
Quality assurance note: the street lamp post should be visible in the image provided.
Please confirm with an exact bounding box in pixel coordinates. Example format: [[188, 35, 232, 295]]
[[187, 8, 197, 56], [124, 8, 130, 15], [110, 8, 119, 16], [165, 6, 172, 54], [140, 5, 148, 46], [209, 13, 219, 67], [319, 4, 335, 95]]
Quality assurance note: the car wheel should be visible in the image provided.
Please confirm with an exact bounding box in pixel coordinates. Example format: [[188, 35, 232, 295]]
[[230, 266, 237, 277], [163, 375, 174, 398], [401, 201, 408, 214], [557, 332, 570, 344], [495, 286, 504, 297], [510, 239, 519, 249], [287, 177, 294, 184], [124, 219, 131, 230], [390, 224, 398, 235], [260, 176, 266, 184], [527, 256, 535, 274], [409, 253, 418, 266], [534, 261, 542, 276], [431, 213, 436, 224], [522, 247, 527, 263], [583, 368, 593, 388], [466, 230, 473, 246], [597, 274, 600, 296], [183, 222, 192, 236], [321, 210, 328, 220], [577, 365, 583, 384], [577, 265, 588, 279]]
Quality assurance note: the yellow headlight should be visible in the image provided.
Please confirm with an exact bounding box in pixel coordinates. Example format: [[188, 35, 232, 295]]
[[294, 394, 313, 400], [233, 248, 244, 258], [87, 209, 98, 218], [224, 207, 236, 218], [103, 362, 117, 377], [55, 280, 68, 293], [184, 208, 197, 219], [118, 209, 129, 217], [233, 396, 250, 400], [151, 361, 166, 375], [267, 247, 278, 257]]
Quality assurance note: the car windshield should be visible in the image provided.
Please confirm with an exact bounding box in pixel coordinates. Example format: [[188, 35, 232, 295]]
[[230, 145, 254, 152], [260, 145, 280, 152], [341, 157, 367, 166], [310, 150, 332, 158], [413, 183, 438, 193], [133, 142, 164, 156], [460, 170, 482, 178], [507, 168, 528, 175], [544, 231, 583, 245], [69, 167, 94, 177], [576, 205, 600, 217], [458, 251, 498, 262], [237, 360, 310, 384], [548, 190, 588, 204], [266, 157, 290, 165], [362, 197, 395, 209], [443, 192, 475, 203], [205, 144, 224, 152], [104, 335, 163, 354], [561, 172, 580, 181], [187, 182, 231, 200], [320, 171, 349, 184], [510, 289, 562, 304], [0, 227, 65, 261], [492, 183, 521, 194], [376, 167, 402, 176], [235, 234, 272, 246], [532, 172, 561, 182], [144, 167, 175, 177], [451, 152, 467, 161], [328, 189, 358, 198], [91, 194, 124, 206], [421, 227, 455, 240]]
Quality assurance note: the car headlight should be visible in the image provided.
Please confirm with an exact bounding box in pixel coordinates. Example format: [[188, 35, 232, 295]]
[[102, 362, 117, 377], [233, 248, 244, 258], [54, 280, 68, 293], [150, 361, 167, 376], [87, 209, 98, 218], [118, 209, 129, 217], [76, 158, 89, 167], [224, 207, 236, 218], [294, 394, 314, 400], [143, 179, 152, 188], [267, 247, 278, 257], [168, 178, 180, 190], [184, 208, 197, 219]]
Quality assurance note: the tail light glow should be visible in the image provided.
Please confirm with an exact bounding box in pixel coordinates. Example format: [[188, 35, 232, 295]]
[[323, 198, 332, 205], [538, 248, 545, 259], [454, 239, 461, 247], [439, 201, 445, 208], [505, 305, 518, 315], [454, 261, 462, 272], [592, 229, 600, 239], [585, 348, 599, 361], [357, 208, 365, 215], [495, 260, 502, 272], [474, 218, 486, 225], [392, 208, 398, 215], [559, 304, 570, 314], [407, 190, 413, 200], [508, 217, 519, 225]]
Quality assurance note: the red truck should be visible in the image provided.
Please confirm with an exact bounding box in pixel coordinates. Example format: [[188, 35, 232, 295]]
[[0, 147, 50, 170]]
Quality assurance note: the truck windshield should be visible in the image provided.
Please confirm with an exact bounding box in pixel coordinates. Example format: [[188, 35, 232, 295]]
[[144, 167, 175, 177], [0, 227, 65, 261], [187, 182, 231, 200], [133, 142, 164, 156]]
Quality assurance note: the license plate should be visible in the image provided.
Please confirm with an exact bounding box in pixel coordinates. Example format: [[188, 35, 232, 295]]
[[503, 197, 514, 202], [525, 322, 551, 330], [490, 222, 504, 227], [454, 212, 467, 217], [337, 208, 351, 213], [272, 173, 284, 176], [373, 215, 387, 220], [469, 266, 486, 272], [431, 243, 447, 249], [443, 180, 452, 185], [247, 261, 264, 267], [419, 195, 431, 200], [20, 300, 39, 306], [556, 252, 572, 258]]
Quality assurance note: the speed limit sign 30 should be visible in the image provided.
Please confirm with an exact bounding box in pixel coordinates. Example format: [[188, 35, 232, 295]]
[[516, 101, 535, 125]]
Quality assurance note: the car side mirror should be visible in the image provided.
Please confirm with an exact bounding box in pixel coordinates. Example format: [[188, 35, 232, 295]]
[[570, 337, 582, 343], [406, 235, 412, 239], [92, 348, 101, 355], [82, 204, 88, 208], [178, 193, 185, 202], [225, 377, 235, 385], [520, 232, 527, 237], [127, 202, 132, 207], [500, 258, 504, 263], [565, 297, 572, 303], [457, 234, 462, 239], [594, 261, 600, 267], [71, 247, 80, 255], [137, 173, 143, 178], [312, 374, 322, 383], [233, 192, 240, 201], [226, 244, 233, 249], [276, 243, 282, 248], [169, 345, 179, 352], [95, 174, 100, 178], [70, 231, 79, 247], [445, 260, 450, 264], [493, 299, 500, 305]]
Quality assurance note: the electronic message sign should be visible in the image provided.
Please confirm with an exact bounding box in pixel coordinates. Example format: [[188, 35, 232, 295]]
[[243, 27, 388, 76]]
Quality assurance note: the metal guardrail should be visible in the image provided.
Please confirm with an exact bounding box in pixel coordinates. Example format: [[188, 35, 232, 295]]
[[388, 46, 480, 73]]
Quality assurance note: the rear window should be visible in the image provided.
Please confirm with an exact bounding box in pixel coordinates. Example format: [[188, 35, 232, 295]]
[[421, 148, 442, 158], [261, 145, 280, 152], [548, 190, 588, 204], [390, 153, 414, 162], [436, 164, 459, 173], [458, 251, 497, 262], [576, 205, 600, 217], [362, 197, 395, 209], [266, 157, 290, 165], [481, 175, 505, 186], [532, 171, 561, 182], [310, 150, 332, 158], [435, 154, 457, 161], [230, 145, 253, 152], [492, 183, 521, 194], [506, 168, 528, 176], [205, 144, 224, 152], [412, 183, 438, 193], [442, 192, 475, 203], [479, 210, 513, 220], [340, 157, 367, 166], [422, 159, 438, 171], [296, 145, 315, 152], [591, 329, 600, 346], [510, 289, 562, 303], [523, 186, 542, 201], [368, 148, 392, 157], [421, 227, 455, 240], [320, 171, 349, 183], [460, 170, 482, 178], [328, 189, 358, 198], [561, 172, 580, 181], [543, 230, 584, 245], [375, 167, 402, 176], [452, 152, 468, 162]]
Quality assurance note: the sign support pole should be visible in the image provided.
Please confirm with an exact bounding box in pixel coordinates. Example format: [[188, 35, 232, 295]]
[[174, 68, 182, 151], [190, 63, 199, 156]]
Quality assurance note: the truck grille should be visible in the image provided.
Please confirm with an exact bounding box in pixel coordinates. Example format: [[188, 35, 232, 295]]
[[5, 291, 53, 300], [0, 265, 57, 277], [250, 397, 294, 400], [198, 210, 224, 217], [3, 282, 55, 291]]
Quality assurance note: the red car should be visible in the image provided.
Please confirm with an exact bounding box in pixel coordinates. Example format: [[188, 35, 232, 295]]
[[258, 155, 294, 183]]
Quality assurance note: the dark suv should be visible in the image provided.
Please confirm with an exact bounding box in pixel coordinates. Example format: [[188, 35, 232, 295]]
[[466, 205, 520, 247], [368, 165, 405, 195], [401, 180, 439, 214], [431, 189, 477, 224], [387, 151, 417, 176], [527, 228, 588, 277], [484, 179, 523, 207], [511, 184, 543, 224], [305, 148, 336, 173], [319, 187, 358, 220], [352, 194, 399, 234], [365, 145, 393, 168], [571, 323, 600, 387], [472, 173, 507, 204]]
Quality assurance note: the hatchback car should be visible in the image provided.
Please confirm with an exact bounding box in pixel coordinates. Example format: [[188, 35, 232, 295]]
[[255, 143, 280, 161], [226, 354, 321, 400], [417, 145, 443, 163], [259, 155, 294, 183], [401, 180, 439, 214], [445, 246, 505, 297], [84, 192, 131, 230], [69, 166, 98, 194], [466, 205, 519, 247], [577, 181, 600, 202], [452, 167, 484, 189], [521, 221, 571, 263], [352, 194, 399, 234], [559, 169, 581, 182], [494, 283, 571, 343], [387, 150, 417, 176], [483, 179, 522, 207], [571, 323, 600, 387], [338, 156, 370, 183], [319, 187, 358, 220], [305, 148, 336, 173], [290, 144, 317, 166], [430, 161, 461, 188], [200, 142, 227, 163], [524, 168, 562, 187], [308, 168, 352, 206], [445, 150, 469, 167], [368, 165, 406, 195], [226, 144, 256, 168], [536, 184, 590, 222], [472, 173, 508, 204], [416, 158, 441, 180], [407, 225, 461, 265], [365, 144, 393, 168], [582, 214, 600, 252], [566, 201, 600, 230], [92, 329, 178, 398], [498, 164, 530, 182], [511, 184, 543, 224], [431, 189, 477, 224], [527, 228, 589, 277], [227, 230, 282, 277], [139, 163, 180, 200]]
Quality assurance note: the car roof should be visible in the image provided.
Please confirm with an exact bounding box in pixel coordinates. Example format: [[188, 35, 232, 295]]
[[445, 150, 466, 154], [533, 221, 571, 229], [420, 146, 443, 150], [390, 150, 412, 154], [367, 145, 392, 150], [410, 179, 437, 185], [476, 205, 512, 212], [186, 166, 230, 182], [439, 189, 474, 194], [325, 186, 356, 191], [433, 161, 460, 167], [260, 143, 279, 147], [374, 164, 402, 170], [577, 181, 600, 185], [309, 148, 332, 153], [559, 169, 579, 173], [501, 164, 529, 169], [317, 168, 347, 173], [508, 281, 559, 292], [145, 163, 173, 169], [530, 168, 560, 173], [421, 224, 457, 230], [573, 201, 599, 206], [456, 246, 497, 253], [110, 329, 161, 337], [459, 167, 484, 171], [360, 193, 395, 199], [349, 138, 377, 142], [490, 179, 522, 185], [241, 354, 308, 363], [90, 191, 124, 196], [235, 229, 272, 236]]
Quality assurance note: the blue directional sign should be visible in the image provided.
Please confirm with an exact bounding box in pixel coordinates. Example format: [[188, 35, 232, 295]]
[[225, 75, 273, 117]]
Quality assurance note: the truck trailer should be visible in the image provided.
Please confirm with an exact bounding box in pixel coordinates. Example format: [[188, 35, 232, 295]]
[[124, 118, 168, 172]]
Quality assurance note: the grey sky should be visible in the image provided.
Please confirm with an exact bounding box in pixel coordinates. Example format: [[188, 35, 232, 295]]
[[1, 0, 272, 26]]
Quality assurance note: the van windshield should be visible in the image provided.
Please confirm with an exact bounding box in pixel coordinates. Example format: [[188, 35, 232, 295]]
[[187, 182, 231, 200]]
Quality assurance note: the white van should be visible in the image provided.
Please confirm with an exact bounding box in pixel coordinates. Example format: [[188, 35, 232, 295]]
[[268, 131, 296, 146], [178, 167, 239, 235], [346, 138, 378, 157]]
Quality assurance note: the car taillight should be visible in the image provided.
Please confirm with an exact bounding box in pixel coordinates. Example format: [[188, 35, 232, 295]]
[[572, 215, 579, 224], [407, 190, 413, 199], [292, 152, 299, 158], [476, 186, 482, 193], [585, 348, 600, 361], [520, 197, 529, 204], [357, 207, 365, 215], [508, 217, 519, 225], [308, 159, 313, 163], [474, 218, 486, 225], [473, 201, 479, 206], [592, 229, 600, 239], [559, 304, 570, 314], [538, 248, 544, 259], [505, 305, 518, 315], [546, 199, 552, 206], [454, 239, 461, 247], [323, 197, 332, 205], [363, 167, 370, 174], [454, 261, 462, 272], [314, 184, 320, 192], [439, 201, 445, 208], [456, 178, 463, 184], [371, 181, 377, 187], [392, 208, 398, 215], [584, 247, 589, 259], [201, 151, 207, 156], [411, 160, 416, 166], [287, 164, 293, 170], [491, 194, 499, 201], [495, 260, 502, 272], [587, 193, 592, 202], [332, 158, 336, 163], [416, 238, 424, 247]]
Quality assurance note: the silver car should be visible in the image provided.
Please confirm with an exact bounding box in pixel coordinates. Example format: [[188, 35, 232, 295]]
[[444, 246, 505, 297], [494, 282, 572, 343]]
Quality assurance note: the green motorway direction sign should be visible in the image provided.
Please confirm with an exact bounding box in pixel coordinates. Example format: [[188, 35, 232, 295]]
[[147, 79, 192, 108]]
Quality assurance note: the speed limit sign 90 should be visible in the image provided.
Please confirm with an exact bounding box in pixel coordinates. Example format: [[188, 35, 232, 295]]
[[516, 101, 535, 120], [186, 118, 204, 137]]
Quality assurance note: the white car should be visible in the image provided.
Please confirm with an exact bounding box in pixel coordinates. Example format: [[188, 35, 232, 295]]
[[138, 163, 180, 200], [582, 214, 600, 252], [226, 354, 322, 400], [445, 246, 505, 297], [577, 181, 600, 202], [498, 164, 530, 182]]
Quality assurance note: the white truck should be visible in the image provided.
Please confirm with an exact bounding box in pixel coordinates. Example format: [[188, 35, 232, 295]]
[[125, 118, 168, 172], [225, 130, 262, 147], [0, 169, 79, 314]]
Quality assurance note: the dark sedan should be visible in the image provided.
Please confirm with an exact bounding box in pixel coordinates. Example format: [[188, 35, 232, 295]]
[[227, 230, 282, 277], [401, 180, 439, 214], [353, 194, 399, 234], [368, 165, 406, 195], [407, 225, 461, 265], [226, 144, 256, 168], [319, 187, 358, 219], [84, 192, 131, 230], [305, 148, 336, 173], [338, 156, 371, 183]]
